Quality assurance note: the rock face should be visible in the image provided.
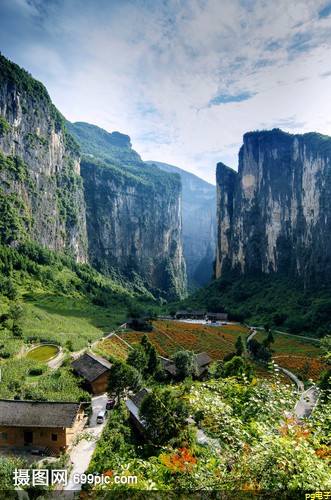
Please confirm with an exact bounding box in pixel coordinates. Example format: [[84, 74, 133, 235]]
[[216, 129, 331, 286], [0, 55, 187, 300], [147, 161, 216, 288], [0, 55, 88, 261], [68, 123, 187, 300]]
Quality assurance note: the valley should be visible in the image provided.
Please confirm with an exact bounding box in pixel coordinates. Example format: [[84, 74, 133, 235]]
[[0, 52, 330, 495]]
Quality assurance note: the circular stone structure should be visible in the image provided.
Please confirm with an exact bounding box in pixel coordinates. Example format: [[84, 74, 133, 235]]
[[25, 344, 60, 362]]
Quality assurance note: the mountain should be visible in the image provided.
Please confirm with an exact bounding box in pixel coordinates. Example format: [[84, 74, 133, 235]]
[[216, 128, 331, 288], [147, 161, 216, 288], [67, 122, 187, 300], [0, 54, 187, 301], [0, 54, 88, 262], [174, 129, 331, 336]]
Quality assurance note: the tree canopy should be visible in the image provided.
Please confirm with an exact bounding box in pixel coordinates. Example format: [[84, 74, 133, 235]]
[[172, 349, 197, 380], [139, 388, 190, 445], [107, 360, 142, 402]]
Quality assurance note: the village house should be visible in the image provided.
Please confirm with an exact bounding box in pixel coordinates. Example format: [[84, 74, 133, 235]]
[[0, 400, 86, 454], [125, 317, 152, 331], [71, 352, 112, 394], [175, 310, 206, 320], [160, 352, 212, 380], [206, 312, 229, 323]]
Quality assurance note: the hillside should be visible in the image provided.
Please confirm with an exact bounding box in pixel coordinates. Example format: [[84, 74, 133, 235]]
[[171, 272, 331, 337]]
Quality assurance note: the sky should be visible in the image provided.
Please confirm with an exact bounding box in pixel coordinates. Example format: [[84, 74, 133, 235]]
[[1, 0, 331, 184]]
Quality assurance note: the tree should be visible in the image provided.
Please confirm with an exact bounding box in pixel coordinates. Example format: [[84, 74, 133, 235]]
[[139, 388, 190, 445], [263, 331, 275, 348], [140, 334, 160, 376], [319, 368, 331, 392], [247, 338, 261, 356], [147, 344, 160, 375], [220, 356, 255, 381], [172, 350, 197, 380], [321, 335, 331, 360], [127, 345, 148, 373], [107, 361, 142, 402], [141, 334, 152, 353], [235, 335, 244, 356], [256, 345, 272, 362]]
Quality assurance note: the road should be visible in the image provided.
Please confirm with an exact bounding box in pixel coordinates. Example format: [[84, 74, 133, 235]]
[[294, 386, 320, 418], [64, 393, 109, 492], [245, 328, 321, 417], [273, 363, 304, 391]]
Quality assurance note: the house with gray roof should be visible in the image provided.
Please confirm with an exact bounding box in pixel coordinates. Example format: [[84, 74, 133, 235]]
[[0, 400, 86, 454], [160, 352, 212, 380], [71, 352, 112, 394]]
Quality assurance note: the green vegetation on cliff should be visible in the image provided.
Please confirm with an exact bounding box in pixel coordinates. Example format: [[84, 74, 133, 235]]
[[67, 121, 181, 194]]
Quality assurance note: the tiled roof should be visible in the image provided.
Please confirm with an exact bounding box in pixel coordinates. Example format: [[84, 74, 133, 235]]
[[0, 400, 81, 428], [71, 352, 111, 383]]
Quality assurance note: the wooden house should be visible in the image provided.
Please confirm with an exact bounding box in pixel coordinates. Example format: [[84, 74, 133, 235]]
[[0, 400, 86, 454], [71, 352, 112, 394]]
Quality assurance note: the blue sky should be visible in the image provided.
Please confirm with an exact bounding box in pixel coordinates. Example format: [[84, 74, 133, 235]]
[[0, 0, 331, 184]]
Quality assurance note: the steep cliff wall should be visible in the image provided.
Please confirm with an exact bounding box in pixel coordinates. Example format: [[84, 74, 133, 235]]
[[216, 129, 331, 286], [68, 123, 187, 300], [0, 55, 88, 261], [147, 161, 216, 288]]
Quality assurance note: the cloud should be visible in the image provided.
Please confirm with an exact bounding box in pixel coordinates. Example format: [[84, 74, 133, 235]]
[[0, 0, 331, 184]]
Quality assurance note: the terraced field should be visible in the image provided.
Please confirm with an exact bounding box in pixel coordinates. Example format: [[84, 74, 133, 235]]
[[98, 321, 250, 361], [254, 331, 327, 381]]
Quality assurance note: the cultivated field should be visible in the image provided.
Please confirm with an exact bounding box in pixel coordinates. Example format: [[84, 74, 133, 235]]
[[99, 320, 250, 361], [254, 331, 328, 381]]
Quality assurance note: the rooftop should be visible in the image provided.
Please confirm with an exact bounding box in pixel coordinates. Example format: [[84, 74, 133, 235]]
[[71, 352, 111, 383], [0, 400, 81, 428]]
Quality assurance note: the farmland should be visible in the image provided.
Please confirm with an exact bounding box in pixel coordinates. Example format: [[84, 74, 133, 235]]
[[254, 331, 328, 381], [98, 320, 250, 361], [97, 321, 329, 383]]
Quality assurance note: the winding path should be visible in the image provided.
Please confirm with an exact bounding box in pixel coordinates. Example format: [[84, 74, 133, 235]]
[[294, 386, 320, 419], [245, 326, 320, 418]]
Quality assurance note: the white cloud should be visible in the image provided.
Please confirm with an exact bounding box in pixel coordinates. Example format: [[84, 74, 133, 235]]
[[0, 0, 331, 183]]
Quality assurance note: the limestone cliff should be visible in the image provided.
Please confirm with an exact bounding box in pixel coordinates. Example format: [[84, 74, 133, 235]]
[[147, 161, 216, 288], [68, 122, 187, 300], [216, 129, 331, 286], [0, 55, 88, 261]]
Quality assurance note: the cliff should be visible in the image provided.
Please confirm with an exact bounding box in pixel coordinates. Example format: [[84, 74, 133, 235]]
[[0, 55, 88, 261], [68, 122, 187, 300], [216, 129, 331, 287], [147, 161, 216, 288]]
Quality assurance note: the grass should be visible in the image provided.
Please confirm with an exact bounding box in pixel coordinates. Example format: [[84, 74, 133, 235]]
[[18, 293, 126, 351]]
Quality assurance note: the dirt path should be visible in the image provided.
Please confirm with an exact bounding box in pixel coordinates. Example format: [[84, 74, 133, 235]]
[[47, 348, 65, 369]]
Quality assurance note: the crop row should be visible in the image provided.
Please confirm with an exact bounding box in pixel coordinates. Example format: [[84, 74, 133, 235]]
[[273, 355, 328, 381]]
